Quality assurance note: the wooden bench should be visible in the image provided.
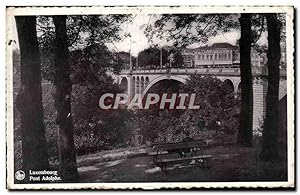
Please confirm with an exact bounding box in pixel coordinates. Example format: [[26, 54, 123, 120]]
[[148, 141, 212, 173], [149, 141, 206, 158], [156, 154, 213, 173]]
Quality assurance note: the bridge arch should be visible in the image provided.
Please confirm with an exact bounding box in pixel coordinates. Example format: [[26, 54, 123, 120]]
[[142, 75, 186, 96], [223, 79, 234, 93], [136, 76, 140, 94], [145, 76, 149, 87], [141, 77, 145, 92], [132, 76, 136, 95], [218, 77, 240, 93], [120, 77, 128, 93], [237, 82, 241, 94]]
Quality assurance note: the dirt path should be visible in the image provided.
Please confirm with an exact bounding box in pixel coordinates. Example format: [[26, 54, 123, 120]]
[[77, 145, 287, 182]]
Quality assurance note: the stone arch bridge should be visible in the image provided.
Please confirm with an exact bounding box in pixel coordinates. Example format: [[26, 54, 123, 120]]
[[113, 67, 287, 131]]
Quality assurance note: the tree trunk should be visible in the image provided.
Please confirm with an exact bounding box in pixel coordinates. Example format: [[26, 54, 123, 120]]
[[237, 14, 253, 146], [260, 14, 282, 161], [53, 16, 79, 182], [15, 16, 49, 175]]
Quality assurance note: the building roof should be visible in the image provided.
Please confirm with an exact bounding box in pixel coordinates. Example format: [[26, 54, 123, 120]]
[[210, 43, 237, 48], [192, 42, 238, 51]]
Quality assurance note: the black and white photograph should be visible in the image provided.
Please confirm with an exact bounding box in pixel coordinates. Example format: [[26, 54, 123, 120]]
[[6, 6, 294, 189]]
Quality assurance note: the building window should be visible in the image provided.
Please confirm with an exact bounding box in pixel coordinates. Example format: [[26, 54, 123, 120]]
[[215, 54, 218, 60]]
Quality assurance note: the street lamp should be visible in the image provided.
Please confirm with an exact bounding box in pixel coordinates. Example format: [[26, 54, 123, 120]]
[[129, 39, 136, 71], [160, 46, 163, 69]]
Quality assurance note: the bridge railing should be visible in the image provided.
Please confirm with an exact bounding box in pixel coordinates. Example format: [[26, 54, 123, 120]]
[[122, 67, 241, 75], [120, 66, 286, 77]]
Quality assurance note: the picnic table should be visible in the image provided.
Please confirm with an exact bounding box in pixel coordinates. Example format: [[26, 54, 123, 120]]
[[148, 141, 213, 173]]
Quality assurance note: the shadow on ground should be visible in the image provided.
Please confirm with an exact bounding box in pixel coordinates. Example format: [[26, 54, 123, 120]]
[[77, 145, 287, 183]]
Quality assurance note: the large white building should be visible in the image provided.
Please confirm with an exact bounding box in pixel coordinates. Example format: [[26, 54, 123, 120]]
[[181, 43, 264, 68]]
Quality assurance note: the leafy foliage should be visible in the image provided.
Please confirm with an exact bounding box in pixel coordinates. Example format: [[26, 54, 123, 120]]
[[32, 15, 133, 157], [138, 46, 168, 68], [72, 80, 131, 155], [40, 74, 240, 156], [182, 75, 240, 134], [37, 15, 132, 82], [144, 14, 239, 47], [70, 43, 124, 86], [129, 75, 240, 145], [137, 46, 184, 69]]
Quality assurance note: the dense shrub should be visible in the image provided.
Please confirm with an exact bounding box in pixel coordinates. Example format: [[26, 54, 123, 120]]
[[14, 44, 241, 161], [71, 78, 132, 155], [129, 75, 241, 145]]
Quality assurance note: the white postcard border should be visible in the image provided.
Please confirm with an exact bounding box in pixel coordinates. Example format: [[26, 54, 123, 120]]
[[6, 5, 295, 189]]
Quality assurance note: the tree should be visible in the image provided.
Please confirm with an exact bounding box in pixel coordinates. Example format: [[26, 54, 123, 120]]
[[35, 15, 131, 167], [37, 15, 132, 82], [34, 14, 130, 180], [15, 16, 49, 175], [71, 43, 123, 85], [144, 14, 239, 47], [260, 14, 282, 160], [133, 75, 240, 145], [53, 16, 78, 182], [237, 14, 253, 146], [138, 46, 168, 69], [172, 50, 184, 68], [143, 14, 253, 146], [182, 75, 240, 135], [70, 45, 131, 154]]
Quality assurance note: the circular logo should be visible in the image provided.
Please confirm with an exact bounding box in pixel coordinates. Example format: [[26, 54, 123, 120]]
[[15, 170, 25, 181]]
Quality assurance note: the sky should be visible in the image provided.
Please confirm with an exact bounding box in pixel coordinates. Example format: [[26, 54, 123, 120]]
[[11, 14, 267, 55], [108, 14, 242, 56]]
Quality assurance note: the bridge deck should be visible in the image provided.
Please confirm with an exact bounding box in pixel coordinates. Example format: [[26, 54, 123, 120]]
[[120, 67, 286, 77]]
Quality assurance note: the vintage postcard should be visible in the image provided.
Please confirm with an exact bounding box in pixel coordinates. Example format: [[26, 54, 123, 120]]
[[6, 6, 295, 189]]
